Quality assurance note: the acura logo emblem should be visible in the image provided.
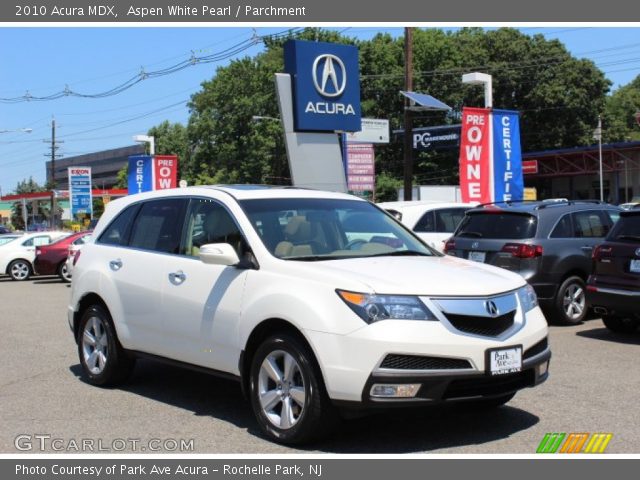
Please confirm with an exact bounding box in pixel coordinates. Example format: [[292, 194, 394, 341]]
[[471, 241, 480, 249], [312, 54, 346, 98], [485, 300, 499, 317], [636, 248, 640, 257]]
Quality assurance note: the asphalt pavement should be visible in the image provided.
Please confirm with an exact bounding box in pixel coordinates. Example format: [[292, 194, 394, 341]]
[[1, 276, 639, 453]]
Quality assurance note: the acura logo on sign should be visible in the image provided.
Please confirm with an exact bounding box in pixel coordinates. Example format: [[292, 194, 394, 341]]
[[312, 54, 346, 98], [485, 300, 499, 317]]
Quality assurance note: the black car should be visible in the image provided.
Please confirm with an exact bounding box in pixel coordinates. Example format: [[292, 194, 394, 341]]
[[0, 225, 11, 234], [445, 200, 621, 325], [587, 208, 640, 333]]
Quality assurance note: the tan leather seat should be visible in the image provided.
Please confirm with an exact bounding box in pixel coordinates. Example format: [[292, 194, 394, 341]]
[[275, 216, 315, 258]]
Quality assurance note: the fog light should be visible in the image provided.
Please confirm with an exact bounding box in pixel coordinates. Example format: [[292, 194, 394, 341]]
[[370, 384, 420, 398], [538, 360, 550, 377]]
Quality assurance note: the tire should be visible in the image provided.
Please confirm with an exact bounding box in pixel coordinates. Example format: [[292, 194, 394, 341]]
[[58, 261, 72, 283], [458, 393, 516, 411], [248, 333, 339, 445], [553, 276, 587, 325], [8, 259, 31, 281], [602, 315, 639, 334], [77, 304, 135, 387]]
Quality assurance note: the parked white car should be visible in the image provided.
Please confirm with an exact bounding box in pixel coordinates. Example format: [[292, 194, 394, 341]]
[[0, 231, 69, 281], [377, 201, 476, 251], [69, 186, 549, 444], [65, 234, 93, 281]]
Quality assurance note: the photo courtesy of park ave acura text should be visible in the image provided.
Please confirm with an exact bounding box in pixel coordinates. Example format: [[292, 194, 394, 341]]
[[1, 18, 640, 458]]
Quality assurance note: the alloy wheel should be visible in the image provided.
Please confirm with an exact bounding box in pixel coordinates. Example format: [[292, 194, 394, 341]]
[[563, 283, 585, 321], [82, 316, 109, 375], [258, 350, 307, 430], [10, 261, 30, 281]]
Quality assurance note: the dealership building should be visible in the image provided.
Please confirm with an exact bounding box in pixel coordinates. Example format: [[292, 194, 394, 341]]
[[523, 141, 640, 203], [45, 144, 145, 190]]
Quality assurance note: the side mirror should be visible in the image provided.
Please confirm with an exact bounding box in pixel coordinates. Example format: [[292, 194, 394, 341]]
[[199, 243, 240, 266]]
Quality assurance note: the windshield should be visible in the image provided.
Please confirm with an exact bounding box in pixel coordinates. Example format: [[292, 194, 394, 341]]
[[456, 212, 537, 240], [240, 198, 437, 260]]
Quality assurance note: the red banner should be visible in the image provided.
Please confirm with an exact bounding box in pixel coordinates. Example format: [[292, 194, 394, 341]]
[[459, 107, 492, 203], [153, 155, 178, 190]]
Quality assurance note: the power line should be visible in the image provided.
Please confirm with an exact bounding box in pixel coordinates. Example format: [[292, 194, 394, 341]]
[[0, 28, 304, 104]]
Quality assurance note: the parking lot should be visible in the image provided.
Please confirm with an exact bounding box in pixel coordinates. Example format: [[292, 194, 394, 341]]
[[1, 276, 639, 454]]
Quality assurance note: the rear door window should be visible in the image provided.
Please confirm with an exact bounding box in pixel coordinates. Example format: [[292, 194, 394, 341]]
[[414, 211, 435, 232], [128, 199, 188, 254], [434, 208, 468, 233], [456, 212, 537, 239], [571, 210, 609, 238]]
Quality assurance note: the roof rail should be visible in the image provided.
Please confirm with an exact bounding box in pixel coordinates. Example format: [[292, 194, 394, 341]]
[[536, 199, 605, 210]]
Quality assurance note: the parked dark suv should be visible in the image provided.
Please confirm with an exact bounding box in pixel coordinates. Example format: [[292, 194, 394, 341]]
[[445, 200, 621, 325], [587, 207, 640, 333]]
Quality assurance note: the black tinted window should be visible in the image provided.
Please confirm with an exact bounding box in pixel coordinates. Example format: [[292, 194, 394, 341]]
[[550, 214, 573, 238], [456, 212, 537, 240], [608, 214, 640, 241], [572, 211, 608, 238], [98, 204, 139, 246], [414, 211, 435, 232], [128, 199, 187, 254], [434, 208, 468, 233]]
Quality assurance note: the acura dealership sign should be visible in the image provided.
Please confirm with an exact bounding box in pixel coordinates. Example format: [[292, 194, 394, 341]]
[[284, 40, 361, 132]]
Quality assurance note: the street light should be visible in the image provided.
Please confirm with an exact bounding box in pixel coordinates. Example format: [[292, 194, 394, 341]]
[[462, 72, 493, 108], [0, 127, 32, 134], [252, 115, 280, 122], [593, 115, 604, 202], [133, 134, 155, 155]]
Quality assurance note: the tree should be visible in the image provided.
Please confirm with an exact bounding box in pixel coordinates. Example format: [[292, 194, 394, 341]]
[[604, 75, 640, 143], [177, 27, 612, 189]]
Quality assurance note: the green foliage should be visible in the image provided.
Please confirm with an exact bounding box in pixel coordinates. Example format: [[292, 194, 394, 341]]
[[375, 172, 403, 202], [604, 75, 640, 142], [10, 177, 48, 229], [145, 27, 614, 191]]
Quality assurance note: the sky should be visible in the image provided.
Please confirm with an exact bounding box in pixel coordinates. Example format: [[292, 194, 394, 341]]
[[1, 26, 640, 196]]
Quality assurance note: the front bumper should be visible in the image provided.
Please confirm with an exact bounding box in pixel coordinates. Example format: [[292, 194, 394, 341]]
[[306, 306, 550, 404], [339, 348, 550, 408]]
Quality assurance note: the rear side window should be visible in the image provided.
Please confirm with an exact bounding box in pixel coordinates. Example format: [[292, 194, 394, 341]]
[[456, 212, 537, 240], [550, 214, 573, 238], [608, 214, 640, 241], [98, 204, 139, 246], [128, 199, 187, 254], [414, 211, 435, 232], [572, 210, 609, 238], [434, 208, 467, 233]]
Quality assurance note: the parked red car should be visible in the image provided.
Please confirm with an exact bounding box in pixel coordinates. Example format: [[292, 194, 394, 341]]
[[33, 231, 92, 282]]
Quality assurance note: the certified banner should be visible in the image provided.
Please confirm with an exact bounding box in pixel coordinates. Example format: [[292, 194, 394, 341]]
[[68, 166, 93, 217], [128, 155, 153, 194], [459, 107, 492, 203], [492, 109, 523, 202]]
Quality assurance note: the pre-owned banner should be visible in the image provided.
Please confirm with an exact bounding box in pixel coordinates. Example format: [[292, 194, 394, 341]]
[[153, 155, 178, 190], [459, 107, 492, 203], [492, 109, 524, 202]]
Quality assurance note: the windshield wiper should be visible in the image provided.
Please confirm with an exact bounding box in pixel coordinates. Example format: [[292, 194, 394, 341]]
[[285, 255, 332, 261], [616, 234, 640, 241], [368, 250, 433, 258], [458, 231, 484, 238]]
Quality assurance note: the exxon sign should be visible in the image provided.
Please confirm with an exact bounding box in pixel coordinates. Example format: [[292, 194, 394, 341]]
[[284, 40, 362, 132]]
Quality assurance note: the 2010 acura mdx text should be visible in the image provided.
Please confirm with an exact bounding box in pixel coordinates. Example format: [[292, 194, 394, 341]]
[[68, 186, 551, 444]]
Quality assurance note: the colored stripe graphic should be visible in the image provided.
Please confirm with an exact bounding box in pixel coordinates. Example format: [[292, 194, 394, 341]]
[[537, 433, 613, 453], [536, 433, 565, 453]]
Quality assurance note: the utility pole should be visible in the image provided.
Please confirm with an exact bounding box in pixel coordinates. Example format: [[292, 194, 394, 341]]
[[403, 27, 413, 201], [593, 115, 604, 202], [45, 117, 63, 229]]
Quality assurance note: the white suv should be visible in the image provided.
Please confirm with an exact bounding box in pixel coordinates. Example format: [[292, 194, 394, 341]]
[[68, 186, 550, 444]]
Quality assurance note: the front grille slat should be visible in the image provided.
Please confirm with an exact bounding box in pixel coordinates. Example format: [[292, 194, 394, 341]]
[[444, 310, 515, 337], [443, 370, 536, 399], [380, 354, 472, 370]]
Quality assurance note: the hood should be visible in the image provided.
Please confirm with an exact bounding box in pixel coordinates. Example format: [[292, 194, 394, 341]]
[[287, 254, 526, 296]]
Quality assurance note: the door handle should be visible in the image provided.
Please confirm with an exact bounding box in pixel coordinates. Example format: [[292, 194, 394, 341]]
[[581, 246, 594, 251], [109, 259, 123, 271], [168, 270, 186, 285]]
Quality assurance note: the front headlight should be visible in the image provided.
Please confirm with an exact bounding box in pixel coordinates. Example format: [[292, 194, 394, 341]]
[[517, 284, 538, 312], [337, 290, 437, 323]]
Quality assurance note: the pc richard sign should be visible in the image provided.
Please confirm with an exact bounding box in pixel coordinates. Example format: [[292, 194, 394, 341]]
[[284, 40, 361, 132]]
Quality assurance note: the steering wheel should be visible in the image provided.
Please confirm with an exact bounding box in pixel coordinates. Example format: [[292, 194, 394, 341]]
[[345, 239, 368, 250]]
